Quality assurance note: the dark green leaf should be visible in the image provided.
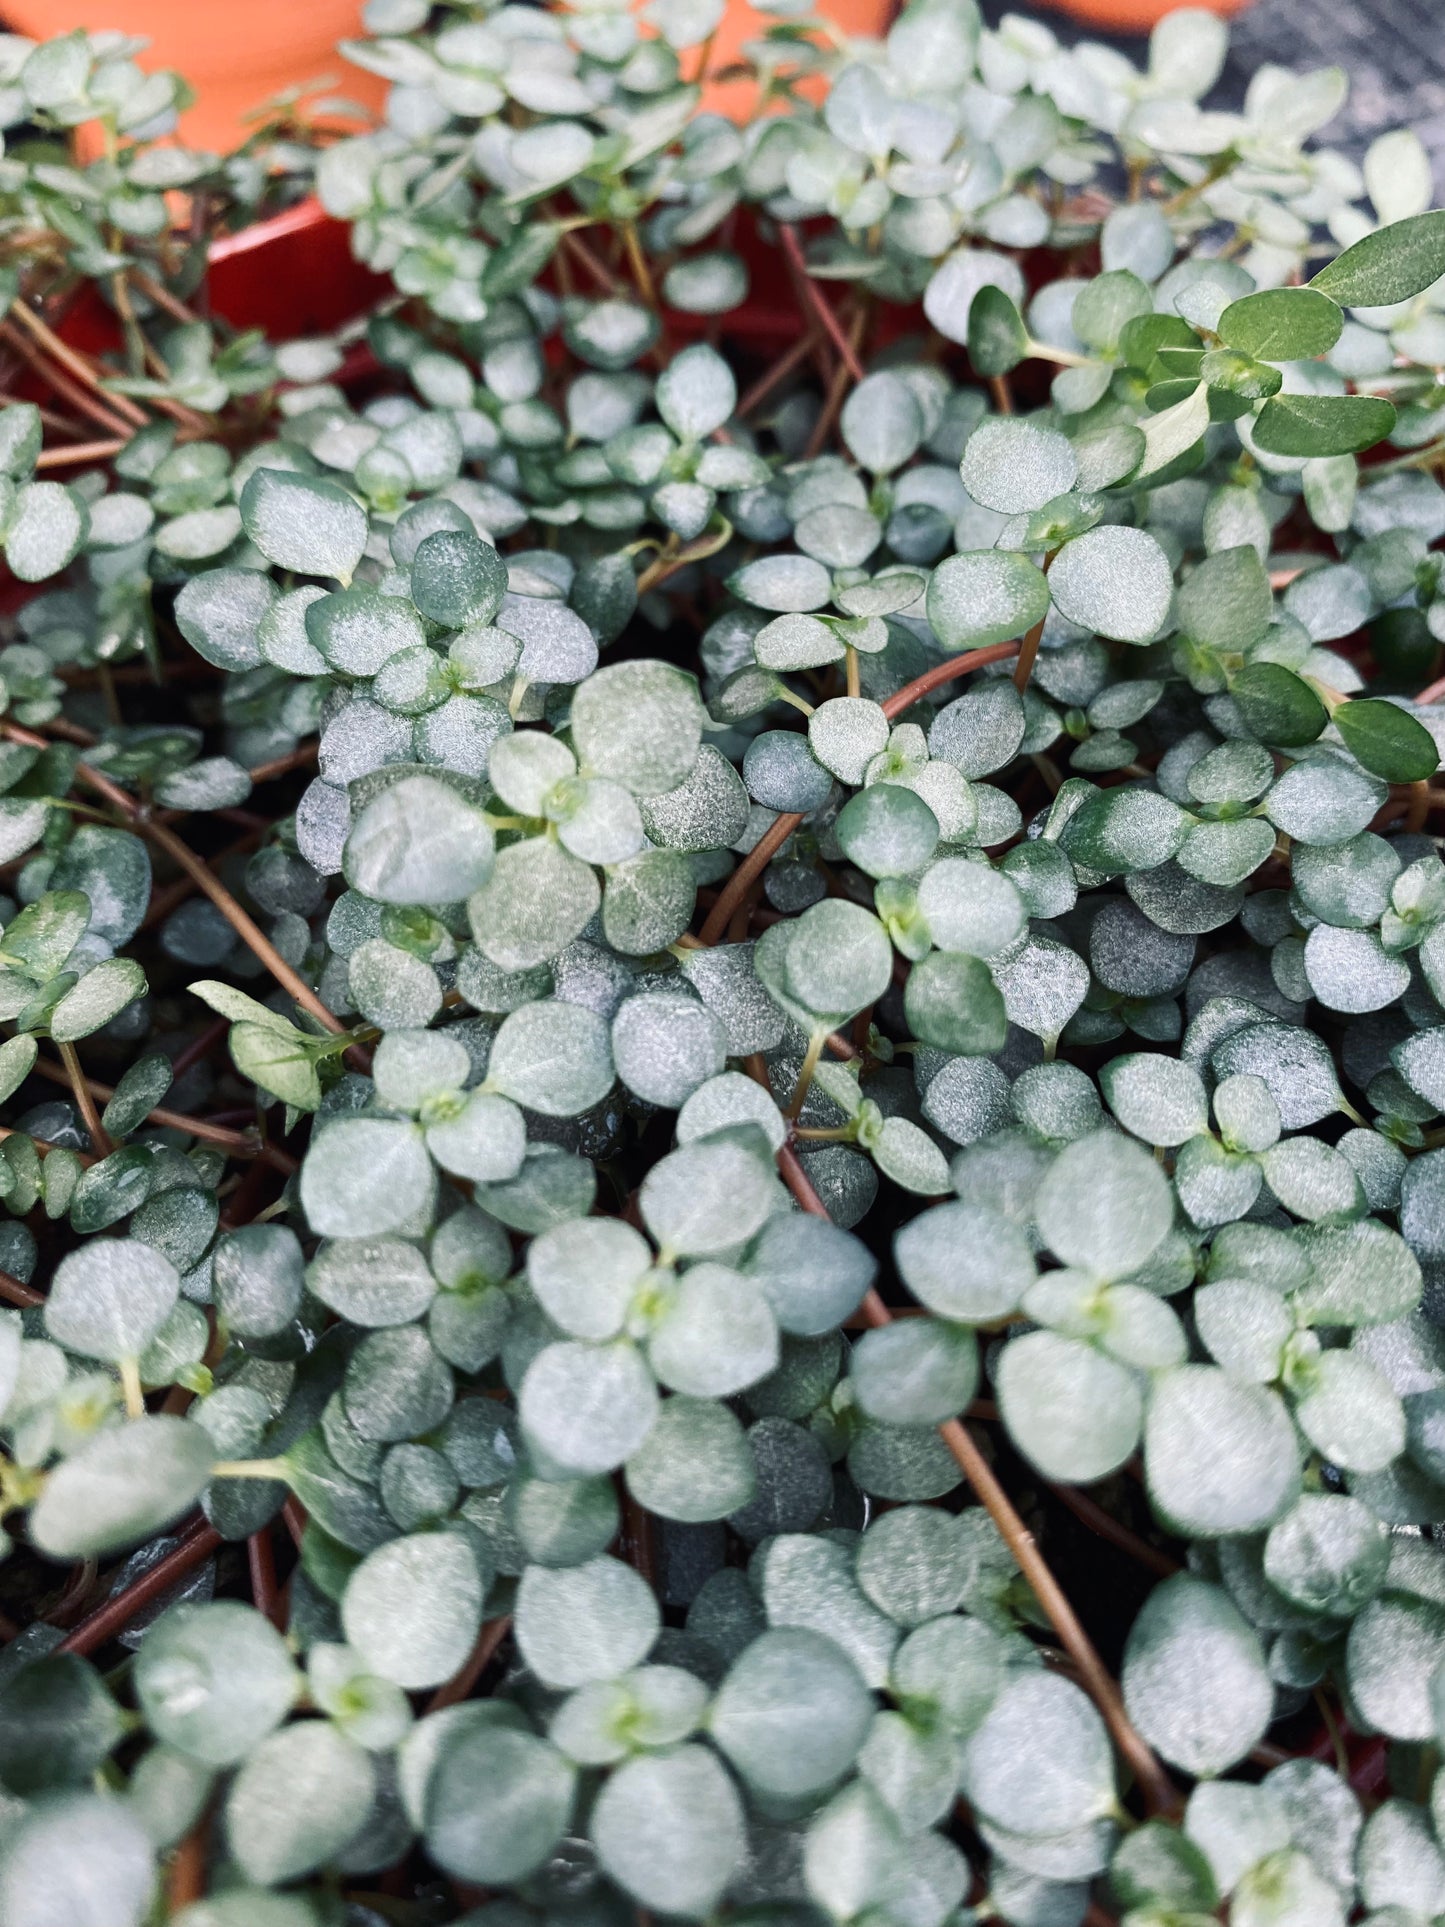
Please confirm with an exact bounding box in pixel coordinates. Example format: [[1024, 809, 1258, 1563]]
[[1253, 394, 1397, 458], [1231, 663, 1329, 747], [1217, 288, 1343, 361], [967, 286, 1028, 378], [1310, 210, 1445, 307], [1334, 698, 1440, 782]]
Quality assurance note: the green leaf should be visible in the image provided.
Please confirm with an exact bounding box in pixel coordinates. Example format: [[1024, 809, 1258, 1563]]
[[0, 1654, 123, 1795], [960, 1673, 1114, 1837], [347, 773, 496, 905], [967, 284, 1028, 376], [5, 481, 88, 582], [50, 959, 146, 1042], [135, 1601, 297, 1767], [998, 1329, 1143, 1481], [411, 1707, 575, 1884], [1333, 698, 1439, 782], [225, 1720, 375, 1886], [1253, 393, 1397, 458], [0, 1795, 157, 1927], [520, 1338, 658, 1475], [1122, 1574, 1271, 1776], [712, 1627, 872, 1795], [925, 549, 1051, 652], [240, 468, 367, 582], [1231, 662, 1329, 747], [591, 1745, 745, 1920], [300, 1119, 433, 1239], [1176, 544, 1272, 653], [229, 1022, 322, 1113], [30, 1415, 215, 1559], [45, 1238, 178, 1363], [961, 418, 1078, 516], [1048, 525, 1174, 644], [1310, 209, 1445, 307], [516, 1554, 660, 1688], [1218, 288, 1344, 361], [624, 1396, 755, 1523], [342, 1532, 484, 1690], [904, 951, 1007, 1055], [1347, 1591, 1445, 1739], [570, 659, 705, 796], [1145, 1366, 1301, 1537]]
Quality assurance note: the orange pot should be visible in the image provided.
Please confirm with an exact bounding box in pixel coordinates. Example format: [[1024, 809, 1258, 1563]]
[[0, 0, 385, 151], [1033, 0, 1251, 29], [700, 0, 895, 119]]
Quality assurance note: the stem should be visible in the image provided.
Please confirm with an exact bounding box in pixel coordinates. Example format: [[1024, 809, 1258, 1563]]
[[989, 373, 1014, 415], [0, 1268, 43, 1309], [1046, 1480, 1180, 1581], [779, 225, 865, 380], [738, 328, 822, 417], [858, 1293, 1180, 1816], [1013, 613, 1045, 693], [57, 1039, 111, 1157], [698, 810, 800, 944], [2, 721, 359, 1060], [786, 1028, 827, 1120], [0, 323, 136, 438], [167, 1809, 210, 1912], [248, 1529, 283, 1626], [559, 231, 624, 297], [35, 437, 128, 469], [210, 1458, 291, 1480], [28, 1051, 296, 1171], [127, 267, 204, 329], [8, 302, 149, 428], [845, 646, 861, 700], [882, 639, 1022, 720], [426, 1614, 512, 1712], [119, 1356, 145, 1420], [59, 1519, 221, 1655], [805, 304, 867, 461], [748, 1046, 1180, 1820], [620, 220, 658, 311]]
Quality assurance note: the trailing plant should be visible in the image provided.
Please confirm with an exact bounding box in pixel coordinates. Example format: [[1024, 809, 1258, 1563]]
[[4, 4, 1445, 1926]]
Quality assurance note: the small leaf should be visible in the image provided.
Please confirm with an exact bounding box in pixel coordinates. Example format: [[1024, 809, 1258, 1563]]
[[1253, 393, 1397, 458], [1218, 288, 1343, 361], [239, 468, 367, 582], [1232, 663, 1329, 747], [1310, 209, 1445, 307], [1333, 698, 1439, 782]]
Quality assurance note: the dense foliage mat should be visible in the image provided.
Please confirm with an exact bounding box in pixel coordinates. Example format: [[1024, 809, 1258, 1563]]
[[4, 5, 1445, 1925]]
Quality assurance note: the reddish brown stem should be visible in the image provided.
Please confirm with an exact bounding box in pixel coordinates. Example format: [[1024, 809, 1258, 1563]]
[[167, 1808, 210, 1912], [8, 303, 149, 427], [779, 226, 865, 381], [35, 436, 128, 469], [858, 1290, 1180, 1816], [805, 305, 868, 461], [882, 639, 1022, 721], [1046, 1481, 1181, 1581], [1, 720, 356, 1056], [697, 811, 800, 944], [28, 1053, 296, 1171], [248, 1528, 283, 1626], [59, 1522, 221, 1655], [1013, 612, 1047, 694], [0, 323, 136, 438], [0, 1267, 43, 1309], [56, 1039, 111, 1158], [426, 1615, 512, 1712], [738, 328, 823, 417]]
